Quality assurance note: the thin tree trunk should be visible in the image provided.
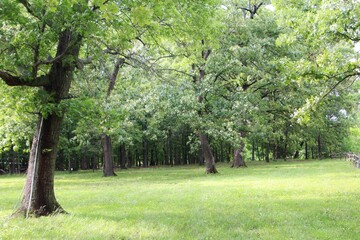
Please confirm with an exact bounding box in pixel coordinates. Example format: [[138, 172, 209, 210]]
[[317, 134, 322, 159], [265, 142, 270, 163], [142, 139, 148, 167], [120, 144, 128, 169], [9, 146, 16, 174], [273, 143, 277, 161], [251, 140, 255, 161], [305, 142, 308, 160], [198, 133, 218, 174]]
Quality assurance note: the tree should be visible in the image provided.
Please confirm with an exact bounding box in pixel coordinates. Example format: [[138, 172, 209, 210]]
[[0, 0, 137, 216]]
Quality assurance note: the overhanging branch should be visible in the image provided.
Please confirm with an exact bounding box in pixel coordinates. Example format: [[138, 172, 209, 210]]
[[0, 70, 50, 87]]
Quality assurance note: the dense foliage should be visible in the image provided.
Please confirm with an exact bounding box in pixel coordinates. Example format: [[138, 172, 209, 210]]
[[0, 0, 359, 173]]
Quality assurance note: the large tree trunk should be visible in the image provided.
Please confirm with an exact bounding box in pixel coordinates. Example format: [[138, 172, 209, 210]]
[[198, 133, 218, 174], [102, 134, 117, 177], [14, 29, 81, 217], [17, 115, 65, 217], [232, 133, 247, 168]]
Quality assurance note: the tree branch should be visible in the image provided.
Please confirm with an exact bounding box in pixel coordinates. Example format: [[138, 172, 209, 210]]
[[17, 0, 52, 26], [107, 58, 125, 97], [239, 2, 263, 19], [321, 72, 359, 100], [0, 70, 50, 87]]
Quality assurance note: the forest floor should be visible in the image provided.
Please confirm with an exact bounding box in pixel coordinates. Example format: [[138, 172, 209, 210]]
[[0, 159, 359, 239]]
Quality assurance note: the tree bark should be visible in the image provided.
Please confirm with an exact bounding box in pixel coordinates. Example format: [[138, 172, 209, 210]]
[[317, 134, 322, 159], [12, 29, 82, 217], [251, 140, 255, 161], [232, 132, 247, 168], [16, 116, 64, 216], [9, 147, 16, 174], [142, 139, 148, 167], [102, 58, 124, 176], [102, 134, 117, 177], [198, 145, 204, 166], [198, 133, 218, 174], [265, 141, 270, 163], [194, 41, 217, 173], [119, 144, 128, 169]]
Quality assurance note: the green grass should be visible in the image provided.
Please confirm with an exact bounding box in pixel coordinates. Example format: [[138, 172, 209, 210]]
[[1, 159, 360, 239]]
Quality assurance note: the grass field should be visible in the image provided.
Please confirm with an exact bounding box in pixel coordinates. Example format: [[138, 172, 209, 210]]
[[0, 159, 359, 239]]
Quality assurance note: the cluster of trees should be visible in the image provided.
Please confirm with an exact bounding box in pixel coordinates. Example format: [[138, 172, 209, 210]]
[[0, 0, 359, 216]]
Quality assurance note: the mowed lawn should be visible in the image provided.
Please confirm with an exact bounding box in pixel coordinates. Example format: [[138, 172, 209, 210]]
[[0, 159, 359, 240]]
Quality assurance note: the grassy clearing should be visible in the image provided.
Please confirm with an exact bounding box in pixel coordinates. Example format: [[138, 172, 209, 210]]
[[1, 159, 359, 239]]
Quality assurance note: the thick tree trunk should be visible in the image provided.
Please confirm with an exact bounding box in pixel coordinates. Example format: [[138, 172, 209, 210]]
[[198, 133, 218, 174], [14, 29, 81, 217], [16, 115, 65, 217], [102, 134, 117, 177]]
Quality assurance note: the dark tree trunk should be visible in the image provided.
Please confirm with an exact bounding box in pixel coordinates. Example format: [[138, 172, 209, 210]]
[[284, 139, 288, 160], [305, 142, 308, 160], [199, 133, 218, 174], [317, 134, 322, 159], [265, 142, 270, 163], [273, 143, 277, 161], [102, 135, 116, 177], [120, 144, 128, 169], [150, 145, 155, 166], [293, 150, 300, 159], [81, 155, 89, 170], [227, 145, 232, 162], [174, 142, 181, 166], [9, 147, 16, 174], [232, 133, 247, 168], [311, 147, 314, 159], [127, 149, 133, 168], [251, 140, 255, 161], [142, 139, 148, 167]]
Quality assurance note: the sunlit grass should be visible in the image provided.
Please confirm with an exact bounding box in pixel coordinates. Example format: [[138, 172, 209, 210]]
[[1, 159, 359, 239]]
